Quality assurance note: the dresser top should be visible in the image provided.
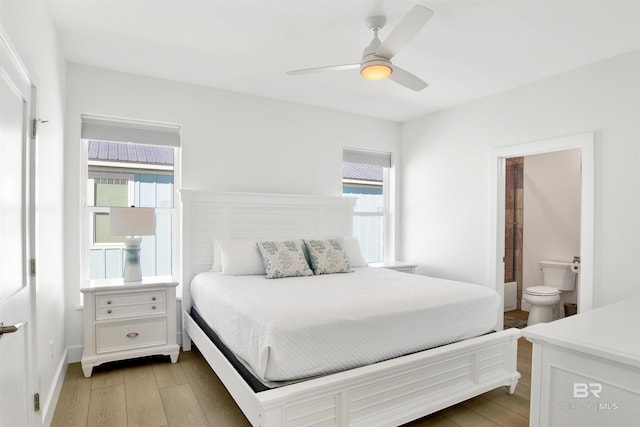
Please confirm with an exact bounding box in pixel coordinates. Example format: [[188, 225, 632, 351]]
[[522, 296, 640, 367], [81, 276, 178, 293]]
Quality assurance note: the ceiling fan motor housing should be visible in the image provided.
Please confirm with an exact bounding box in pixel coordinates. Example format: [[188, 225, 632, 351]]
[[365, 15, 387, 31], [360, 22, 393, 80]]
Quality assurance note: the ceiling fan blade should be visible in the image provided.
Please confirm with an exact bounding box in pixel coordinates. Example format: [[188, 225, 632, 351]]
[[389, 66, 428, 91], [376, 5, 433, 60], [287, 64, 359, 75]]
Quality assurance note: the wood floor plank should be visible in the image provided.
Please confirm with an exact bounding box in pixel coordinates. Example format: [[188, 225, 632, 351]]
[[518, 363, 532, 378], [178, 346, 203, 361], [437, 404, 502, 427], [87, 384, 127, 427], [51, 363, 91, 427], [482, 388, 531, 419], [404, 412, 462, 426], [180, 357, 251, 426], [462, 395, 529, 427], [90, 366, 124, 390], [518, 351, 532, 365], [517, 339, 533, 383], [513, 381, 531, 402], [124, 364, 168, 427], [159, 383, 209, 427], [153, 360, 188, 389], [505, 310, 530, 322]]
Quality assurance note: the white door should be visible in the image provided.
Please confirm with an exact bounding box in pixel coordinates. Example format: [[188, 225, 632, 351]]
[[0, 32, 35, 427]]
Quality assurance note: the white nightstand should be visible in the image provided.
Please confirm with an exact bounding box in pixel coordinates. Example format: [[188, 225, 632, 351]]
[[369, 261, 418, 274], [80, 277, 180, 377]]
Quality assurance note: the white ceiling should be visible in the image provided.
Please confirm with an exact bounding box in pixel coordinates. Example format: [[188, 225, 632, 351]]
[[47, 0, 640, 122]]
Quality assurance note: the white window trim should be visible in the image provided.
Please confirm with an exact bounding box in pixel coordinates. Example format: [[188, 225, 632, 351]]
[[342, 162, 390, 263], [382, 167, 391, 262], [89, 160, 174, 171], [79, 140, 181, 299]]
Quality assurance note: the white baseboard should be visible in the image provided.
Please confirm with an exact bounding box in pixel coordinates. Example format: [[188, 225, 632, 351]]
[[40, 349, 69, 427], [67, 345, 83, 364]]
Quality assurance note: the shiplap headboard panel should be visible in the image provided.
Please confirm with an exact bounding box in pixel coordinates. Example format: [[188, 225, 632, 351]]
[[180, 190, 355, 310]]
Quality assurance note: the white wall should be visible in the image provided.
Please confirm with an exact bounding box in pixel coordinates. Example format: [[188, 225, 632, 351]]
[[64, 64, 400, 351], [0, 0, 67, 424], [522, 149, 581, 311], [400, 50, 640, 309]]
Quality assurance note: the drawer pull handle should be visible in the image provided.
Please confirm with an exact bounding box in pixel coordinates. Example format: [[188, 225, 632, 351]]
[[152, 296, 157, 301], [107, 309, 112, 314], [106, 300, 112, 305], [126, 332, 139, 338], [152, 305, 156, 310]]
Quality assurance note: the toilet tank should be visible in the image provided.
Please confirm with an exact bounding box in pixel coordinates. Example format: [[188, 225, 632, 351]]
[[540, 260, 576, 291]]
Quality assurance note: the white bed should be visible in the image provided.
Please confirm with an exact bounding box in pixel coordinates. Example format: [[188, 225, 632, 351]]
[[180, 190, 521, 426], [191, 268, 500, 384]]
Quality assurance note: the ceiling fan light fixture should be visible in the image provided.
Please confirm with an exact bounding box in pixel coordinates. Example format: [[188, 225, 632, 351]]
[[287, 5, 432, 91], [360, 63, 392, 80]]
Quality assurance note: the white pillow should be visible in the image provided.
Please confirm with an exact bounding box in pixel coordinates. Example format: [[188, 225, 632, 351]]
[[210, 236, 222, 272], [218, 239, 266, 275], [342, 236, 368, 267]]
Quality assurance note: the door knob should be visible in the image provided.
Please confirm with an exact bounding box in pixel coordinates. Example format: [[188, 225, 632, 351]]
[[0, 322, 23, 338]]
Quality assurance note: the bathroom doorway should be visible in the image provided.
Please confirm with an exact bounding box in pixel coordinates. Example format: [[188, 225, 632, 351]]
[[504, 150, 582, 323], [489, 132, 594, 331], [504, 157, 524, 310]]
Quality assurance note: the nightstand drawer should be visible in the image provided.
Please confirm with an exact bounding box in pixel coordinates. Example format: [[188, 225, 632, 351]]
[[96, 291, 164, 308], [96, 319, 167, 354], [96, 302, 166, 320], [81, 279, 179, 377]]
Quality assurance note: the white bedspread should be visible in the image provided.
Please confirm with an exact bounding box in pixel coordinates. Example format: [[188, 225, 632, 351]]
[[190, 267, 499, 382]]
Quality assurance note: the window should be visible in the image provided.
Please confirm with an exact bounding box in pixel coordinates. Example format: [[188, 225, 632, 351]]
[[81, 115, 180, 282], [342, 148, 390, 263]]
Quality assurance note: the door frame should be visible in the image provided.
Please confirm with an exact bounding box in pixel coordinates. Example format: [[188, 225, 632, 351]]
[[488, 132, 594, 330]]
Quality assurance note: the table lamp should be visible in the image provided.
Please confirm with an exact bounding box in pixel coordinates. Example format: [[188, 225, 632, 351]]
[[109, 207, 156, 282]]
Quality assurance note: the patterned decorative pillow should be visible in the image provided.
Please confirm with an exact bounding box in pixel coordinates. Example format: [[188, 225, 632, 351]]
[[256, 240, 313, 279], [304, 238, 352, 274]]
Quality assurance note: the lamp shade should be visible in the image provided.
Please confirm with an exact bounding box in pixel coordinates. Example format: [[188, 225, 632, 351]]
[[109, 207, 156, 236]]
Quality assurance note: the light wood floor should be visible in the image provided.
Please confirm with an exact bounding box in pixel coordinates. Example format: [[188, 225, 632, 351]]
[[52, 337, 532, 427], [505, 309, 529, 322]]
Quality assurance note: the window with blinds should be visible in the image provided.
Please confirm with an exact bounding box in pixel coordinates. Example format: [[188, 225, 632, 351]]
[[81, 115, 181, 281], [342, 148, 390, 263]]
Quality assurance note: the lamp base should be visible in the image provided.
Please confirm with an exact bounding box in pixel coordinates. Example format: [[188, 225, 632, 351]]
[[123, 237, 143, 282]]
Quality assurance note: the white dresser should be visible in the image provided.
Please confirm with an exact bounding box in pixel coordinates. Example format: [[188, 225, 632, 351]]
[[81, 277, 180, 377], [522, 297, 640, 426]]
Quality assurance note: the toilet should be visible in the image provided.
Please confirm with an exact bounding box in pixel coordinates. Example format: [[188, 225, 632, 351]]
[[524, 260, 576, 325]]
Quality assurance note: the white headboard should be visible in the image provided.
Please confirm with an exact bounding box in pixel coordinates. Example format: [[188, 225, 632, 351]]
[[179, 190, 356, 310]]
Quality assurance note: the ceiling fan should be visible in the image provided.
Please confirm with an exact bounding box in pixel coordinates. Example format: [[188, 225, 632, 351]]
[[287, 5, 433, 91]]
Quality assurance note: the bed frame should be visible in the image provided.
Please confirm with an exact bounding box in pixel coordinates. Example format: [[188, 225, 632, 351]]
[[180, 190, 521, 426]]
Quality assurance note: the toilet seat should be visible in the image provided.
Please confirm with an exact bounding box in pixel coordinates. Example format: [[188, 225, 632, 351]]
[[525, 285, 560, 296]]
